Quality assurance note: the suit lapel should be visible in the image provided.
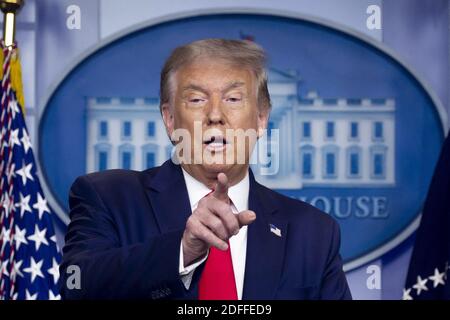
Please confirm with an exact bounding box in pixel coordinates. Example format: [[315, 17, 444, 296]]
[[142, 160, 192, 234], [242, 172, 289, 299], [143, 160, 202, 299]]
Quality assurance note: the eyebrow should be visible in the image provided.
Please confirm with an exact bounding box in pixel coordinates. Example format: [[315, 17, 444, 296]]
[[224, 81, 245, 92], [181, 81, 246, 95]]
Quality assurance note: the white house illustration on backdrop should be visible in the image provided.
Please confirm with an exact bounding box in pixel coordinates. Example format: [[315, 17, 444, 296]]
[[85, 68, 396, 189]]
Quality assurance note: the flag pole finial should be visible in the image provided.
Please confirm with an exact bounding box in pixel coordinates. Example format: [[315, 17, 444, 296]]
[[0, 0, 24, 48]]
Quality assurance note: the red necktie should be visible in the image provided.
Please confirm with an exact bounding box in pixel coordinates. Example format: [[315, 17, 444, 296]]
[[198, 240, 238, 300], [198, 192, 238, 300]]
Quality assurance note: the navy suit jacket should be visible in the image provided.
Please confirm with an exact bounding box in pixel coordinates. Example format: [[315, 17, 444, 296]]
[[59, 160, 351, 300]]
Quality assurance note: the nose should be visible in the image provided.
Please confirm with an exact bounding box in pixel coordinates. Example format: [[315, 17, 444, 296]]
[[206, 96, 225, 126]]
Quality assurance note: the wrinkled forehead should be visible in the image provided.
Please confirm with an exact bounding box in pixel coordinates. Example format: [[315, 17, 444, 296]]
[[172, 57, 257, 93]]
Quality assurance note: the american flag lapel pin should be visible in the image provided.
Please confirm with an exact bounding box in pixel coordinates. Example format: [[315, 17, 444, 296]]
[[269, 223, 282, 237]]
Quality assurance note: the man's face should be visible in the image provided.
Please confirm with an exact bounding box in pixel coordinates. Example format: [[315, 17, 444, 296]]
[[162, 58, 269, 182]]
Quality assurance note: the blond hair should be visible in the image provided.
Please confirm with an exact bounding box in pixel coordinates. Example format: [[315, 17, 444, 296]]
[[160, 38, 271, 111]]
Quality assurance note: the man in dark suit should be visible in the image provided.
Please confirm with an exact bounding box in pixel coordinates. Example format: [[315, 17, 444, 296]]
[[59, 39, 351, 300]]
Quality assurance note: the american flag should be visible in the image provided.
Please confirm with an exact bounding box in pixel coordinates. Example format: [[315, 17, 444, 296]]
[[404, 131, 450, 300], [0, 41, 61, 300]]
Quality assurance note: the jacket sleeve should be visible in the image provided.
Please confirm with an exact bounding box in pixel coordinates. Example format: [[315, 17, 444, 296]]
[[319, 219, 353, 300], [58, 175, 194, 299]]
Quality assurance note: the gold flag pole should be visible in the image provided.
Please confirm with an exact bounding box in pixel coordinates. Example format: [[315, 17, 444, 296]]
[[1, 0, 24, 48]]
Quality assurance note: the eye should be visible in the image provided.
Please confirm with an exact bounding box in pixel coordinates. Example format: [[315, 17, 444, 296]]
[[187, 97, 207, 106], [225, 94, 243, 103]]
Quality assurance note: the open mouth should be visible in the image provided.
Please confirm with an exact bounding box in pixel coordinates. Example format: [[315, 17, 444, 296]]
[[203, 135, 228, 151]]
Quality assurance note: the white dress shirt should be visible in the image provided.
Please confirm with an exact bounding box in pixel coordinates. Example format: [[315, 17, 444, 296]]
[[178, 168, 249, 300]]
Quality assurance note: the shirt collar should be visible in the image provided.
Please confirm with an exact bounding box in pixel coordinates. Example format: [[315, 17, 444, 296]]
[[181, 167, 249, 212]]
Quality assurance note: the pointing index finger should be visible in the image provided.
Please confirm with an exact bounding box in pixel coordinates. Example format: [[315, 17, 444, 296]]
[[212, 173, 229, 202]]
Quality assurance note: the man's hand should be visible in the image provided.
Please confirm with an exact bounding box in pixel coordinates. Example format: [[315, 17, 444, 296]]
[[182, 173, 256, 267]]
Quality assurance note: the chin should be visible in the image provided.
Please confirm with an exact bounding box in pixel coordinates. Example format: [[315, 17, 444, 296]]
[[200, 162, 234, 175]]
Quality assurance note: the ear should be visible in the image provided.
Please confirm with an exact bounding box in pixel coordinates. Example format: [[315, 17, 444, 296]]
[[257, 107, 270, 138], [161, 103, 175, 140]]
